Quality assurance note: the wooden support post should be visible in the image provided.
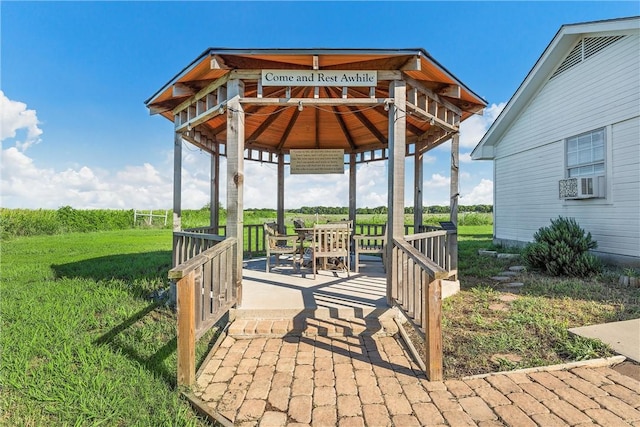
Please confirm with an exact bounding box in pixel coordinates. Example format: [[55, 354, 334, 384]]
[[349, 153, 357, 253], [173, 132, 182, 236], [211, 147, 220, 234], [277, 154, 285, 233], [424, 278, 443, 381], [449, 133, 459, 274], [386, 80, 406, 306], [414, 146, 424, 233], [176, 271, 196, 386], [226, 79, 245, 306]]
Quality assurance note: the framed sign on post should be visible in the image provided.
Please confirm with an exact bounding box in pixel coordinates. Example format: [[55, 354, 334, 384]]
[[290, 149, 345, 174]]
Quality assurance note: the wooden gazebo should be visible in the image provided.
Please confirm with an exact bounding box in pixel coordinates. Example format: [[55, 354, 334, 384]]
[[145, 48, 486, 383]]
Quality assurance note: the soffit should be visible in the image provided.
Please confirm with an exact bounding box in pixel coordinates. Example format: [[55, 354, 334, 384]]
[[146, 49, 486, 156]]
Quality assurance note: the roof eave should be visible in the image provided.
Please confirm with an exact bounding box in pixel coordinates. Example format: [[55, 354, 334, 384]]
[[471, 16, 640, 160], [145, 48, 487, 109]]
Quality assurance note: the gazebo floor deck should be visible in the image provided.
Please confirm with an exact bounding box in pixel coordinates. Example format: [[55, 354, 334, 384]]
[[239, 255, 389, 317]]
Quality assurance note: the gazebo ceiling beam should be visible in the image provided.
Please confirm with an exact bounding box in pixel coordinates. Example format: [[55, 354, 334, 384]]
[[419, 129, 454, 153], [175, 101, 227, 134], [403, 75, 463, 116], [276, 88, 309, 151], [324, 87, 357, 150], [172, 79, 215, 97], [240, 97, 391, 107], [181, 128, 218, 154], [172, 74, 231, 116], [246, 107, 287, 143], [276, 108, 302, 151], [209, 104, 262, 136], [348, 105, 387, 145], [438, 84, 461, 98], [400, 56, 421, 71], [315, 108, 320, 148], [331, 106, 357, 150], [405, 102, 458, 133], [326, 85, 388, 145], [368, 103, 425, 136]]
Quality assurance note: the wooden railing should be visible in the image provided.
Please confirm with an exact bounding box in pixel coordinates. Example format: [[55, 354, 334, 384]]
[[184, 224, 268, 258], [391, 237, 449, 381], [168, 237, 238, 387], [181, 223, 425, 258], [184, 225, 226, 235], [354, 223, 414, 236], [173, 231, 225, 267], [404, 230, 457, 278]]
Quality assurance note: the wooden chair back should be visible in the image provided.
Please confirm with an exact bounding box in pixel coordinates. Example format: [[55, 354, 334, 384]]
[[312, 223, 351, 279]]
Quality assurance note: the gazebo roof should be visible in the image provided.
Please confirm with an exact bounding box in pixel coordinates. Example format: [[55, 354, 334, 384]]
[[145, 48, 486, 156]]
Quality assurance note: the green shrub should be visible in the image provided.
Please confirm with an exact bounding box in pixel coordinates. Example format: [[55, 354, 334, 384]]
[[523, 217, 601, 277]]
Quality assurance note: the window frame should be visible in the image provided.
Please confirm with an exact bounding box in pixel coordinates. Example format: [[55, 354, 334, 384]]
[[565, 127, 606, 178]]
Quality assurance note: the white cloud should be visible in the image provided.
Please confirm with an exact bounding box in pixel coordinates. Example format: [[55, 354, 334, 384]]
[[458, 102, 506, 149], [0, 91, 43, 151], [460, 178, 493, 205], [0, 146, 176, 209], [460, 152, 473, 163], [0, 92, 497, 210], [425, 173, 450, 188]]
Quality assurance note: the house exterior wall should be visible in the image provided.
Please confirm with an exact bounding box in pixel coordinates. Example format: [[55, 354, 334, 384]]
[[492, 34, 640, 266]]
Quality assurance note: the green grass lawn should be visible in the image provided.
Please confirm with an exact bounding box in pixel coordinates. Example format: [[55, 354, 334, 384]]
[[1, 229, 215, 426], [3, 225, 637, 425], [444, 225, 640, 377]]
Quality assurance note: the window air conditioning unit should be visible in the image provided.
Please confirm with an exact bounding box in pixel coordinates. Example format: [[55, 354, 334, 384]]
[[559, 175, 604, 199]]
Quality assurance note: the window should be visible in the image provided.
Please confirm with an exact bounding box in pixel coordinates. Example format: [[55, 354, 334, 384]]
[[566, 128, 605, 177]]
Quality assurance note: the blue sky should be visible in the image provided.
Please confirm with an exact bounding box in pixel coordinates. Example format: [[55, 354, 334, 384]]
[[2, 1, 638, 209]]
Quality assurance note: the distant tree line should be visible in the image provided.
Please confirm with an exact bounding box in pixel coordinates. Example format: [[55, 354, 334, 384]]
[[280, 205, 493, 215]]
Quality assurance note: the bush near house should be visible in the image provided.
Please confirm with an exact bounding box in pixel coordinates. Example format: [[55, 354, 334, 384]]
[[523, 216, 602, 277]]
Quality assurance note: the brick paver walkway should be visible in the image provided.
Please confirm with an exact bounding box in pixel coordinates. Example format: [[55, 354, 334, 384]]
[[192, 333, 640, 426]]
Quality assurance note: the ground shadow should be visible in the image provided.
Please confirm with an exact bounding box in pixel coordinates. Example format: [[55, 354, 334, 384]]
[[51, 250, 172, 297], [92, 302, 178, 386]]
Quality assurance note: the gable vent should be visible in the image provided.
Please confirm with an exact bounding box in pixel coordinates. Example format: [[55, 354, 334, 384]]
[[550, 35, 625, 79]]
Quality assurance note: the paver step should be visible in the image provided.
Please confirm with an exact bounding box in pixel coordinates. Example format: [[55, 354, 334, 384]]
[[232, 306, 393, 320], [227, 316, 398, 338]]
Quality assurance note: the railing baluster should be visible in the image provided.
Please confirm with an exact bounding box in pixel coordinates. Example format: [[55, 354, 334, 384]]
[[170, 236, 237, 387], [392, 236, 447, 381]]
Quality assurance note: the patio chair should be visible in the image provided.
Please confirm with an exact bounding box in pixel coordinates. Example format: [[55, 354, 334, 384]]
[[312, 223, 351, 279], [264, 222, 299, 273], [353, 232, 386, 273]]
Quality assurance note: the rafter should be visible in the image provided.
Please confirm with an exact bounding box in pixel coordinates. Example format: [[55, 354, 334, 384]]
[[208, 105, 259, 136], [246, 107, 286, 143], [405, 102, 458, 133], [276, 88, 309, 151], [403, 75, 463, 117], [324, 87, 356, 150], [348, 105, 387, 145], [172, 74, 231, 115], [240, 97, 390, 107]]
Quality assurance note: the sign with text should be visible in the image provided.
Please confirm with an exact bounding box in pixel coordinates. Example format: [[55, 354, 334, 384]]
[[262, 70, 377, 87], [290, 149, 345, 175]]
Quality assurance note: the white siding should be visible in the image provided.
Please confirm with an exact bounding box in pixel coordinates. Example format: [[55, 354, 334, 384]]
[[493, 33, 640, 260]]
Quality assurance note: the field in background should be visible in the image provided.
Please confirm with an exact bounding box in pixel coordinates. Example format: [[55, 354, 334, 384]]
[[1, 207, 492, 238]]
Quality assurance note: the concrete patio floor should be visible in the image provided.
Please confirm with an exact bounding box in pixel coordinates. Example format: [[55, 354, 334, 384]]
[[239, 255, 387, 315]]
